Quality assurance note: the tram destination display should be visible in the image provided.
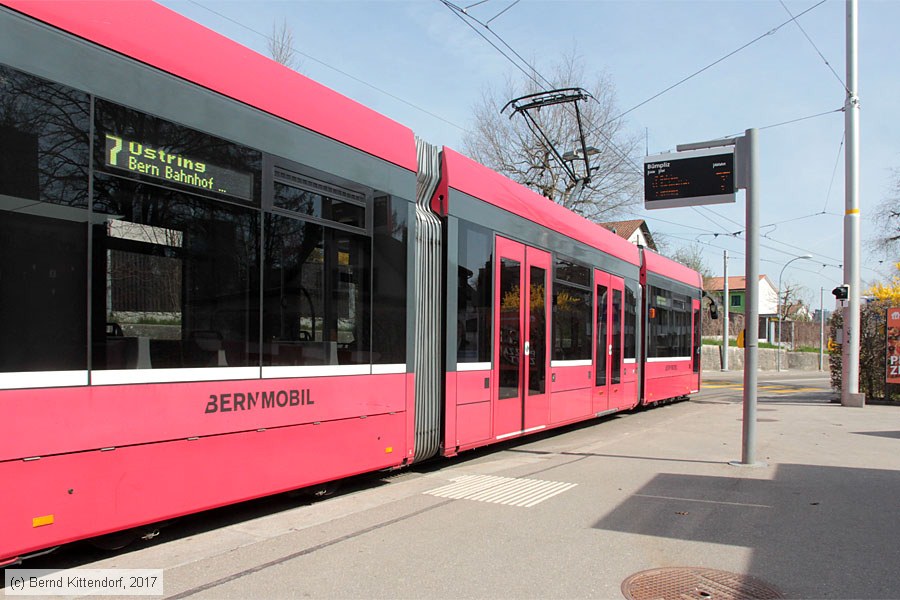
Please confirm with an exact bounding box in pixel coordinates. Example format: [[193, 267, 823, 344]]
[[644, 148, 735, 209], [104, 133, 254, 201]]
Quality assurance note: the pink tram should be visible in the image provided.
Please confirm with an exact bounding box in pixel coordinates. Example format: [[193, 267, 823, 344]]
[[0, 0, 702, 566]]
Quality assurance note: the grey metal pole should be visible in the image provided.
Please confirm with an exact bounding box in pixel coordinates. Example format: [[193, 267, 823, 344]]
[[843, 0, 863, 406], [776, 282, 782, 372], [776, 255, 812, 372], [741, 128, 760, 465], [820, 287, 825, 370], [722, 250, 729, 371]]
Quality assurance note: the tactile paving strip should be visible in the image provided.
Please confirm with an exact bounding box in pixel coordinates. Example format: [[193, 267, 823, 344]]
[[424, 474, 576, 507]]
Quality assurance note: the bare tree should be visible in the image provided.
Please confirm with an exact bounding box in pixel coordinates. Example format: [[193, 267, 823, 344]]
[[649, 232, 671, 257], [669, 243, 712, 279], [870, 172, 900, 257], [669, 243, 718, 296], [462, 51, 642, 222], [778, 280, 811, 322], [268, 17, 299, 71]]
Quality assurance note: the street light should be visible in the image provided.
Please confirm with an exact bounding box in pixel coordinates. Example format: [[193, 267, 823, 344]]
[[561, 146, 600, 161], [776, 254, 813, 371]]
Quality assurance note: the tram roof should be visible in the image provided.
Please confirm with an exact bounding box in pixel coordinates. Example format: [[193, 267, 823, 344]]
[[643, 248, 704, 289], [442, 147, 642, 267], [1, 0, 418, 173]]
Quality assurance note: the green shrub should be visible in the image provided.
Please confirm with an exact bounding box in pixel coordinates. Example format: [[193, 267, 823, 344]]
[[829, 301, 900, 402]]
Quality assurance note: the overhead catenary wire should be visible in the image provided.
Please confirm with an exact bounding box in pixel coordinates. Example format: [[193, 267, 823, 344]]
[[439, 0, 642, 166], [443, 0, 842, 215], [631, 213, 727, 236], [716, 135, 844, 236], [192, 0, 829, 267], [660, 234, 847, 281], [191, 0, 838, 185], [659, 232, 842, 279], [779, 0, 850, 94], [717, 213, 845, 267], [674, 132, 847, 267], [572, 118, 847, 273], [486, 0, 521, 25], [762, 107, 844, 130], [761, 212, 833, 229], [186, 0, 469, 133], [187, 0, 794, 262], [190, 1, 871, 284], [722, 107, 843, 138], [697, 205, 744, 231], [758, 234, 843, 267], [439, 0, 646, 175], [440, 0, 539, 87], [822, 132, 845, 213], [600, 0, 829, 129], [463, 0, 492, 11], [441, 0, 839, 195], [713, 227, 843, 268], [649, 216, 845, 269], [661, 232, 785, 266], [159, 1, 880, 288], [440, 1, 651, 179], [690, 207, 734, 235], [445, 0, 833, 158], [629, 207, 870, 278]]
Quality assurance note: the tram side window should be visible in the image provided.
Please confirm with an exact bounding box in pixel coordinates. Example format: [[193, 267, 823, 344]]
[[92, 175, 260, 369], [555, 260, 590, 287], [0, 65, 90, 373], [263, 214, 371, 366], [457, 222, 493, 364], [624, 283, 637, 360], [0, 213, 88, 373], [372, 195, 408, 365], [0, 65, 90, 208], [553, 259, 592, 361], [647, 285, 692, 358], [91, 100, 263, 370]]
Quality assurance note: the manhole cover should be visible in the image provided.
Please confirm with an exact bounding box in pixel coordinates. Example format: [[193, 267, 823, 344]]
[[622, 567, 783, 600]]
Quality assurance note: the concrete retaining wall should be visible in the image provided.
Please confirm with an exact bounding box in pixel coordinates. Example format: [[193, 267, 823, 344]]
[[787, 351, 823, 370], [701, 345, 825, 371]]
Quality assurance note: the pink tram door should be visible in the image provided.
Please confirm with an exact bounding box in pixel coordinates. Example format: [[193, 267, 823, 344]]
[[593, 270, 628, 413], [692, 298, 702, 375], [492, 237, 551, 439]]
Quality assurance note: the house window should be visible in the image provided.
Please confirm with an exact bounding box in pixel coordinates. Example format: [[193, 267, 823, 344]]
[[730, 294, 742, 307]]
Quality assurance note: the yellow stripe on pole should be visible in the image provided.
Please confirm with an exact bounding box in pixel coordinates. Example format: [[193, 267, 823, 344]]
[[846, 208, 860, 215]]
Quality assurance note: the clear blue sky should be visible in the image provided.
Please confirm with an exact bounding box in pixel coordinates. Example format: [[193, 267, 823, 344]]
[[158, 0, 898, 306]]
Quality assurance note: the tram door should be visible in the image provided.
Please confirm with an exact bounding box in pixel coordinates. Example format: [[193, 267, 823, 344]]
[[593, 270, 625, 413], [692, 298, 702, 375], [493, 237, 551, 439]]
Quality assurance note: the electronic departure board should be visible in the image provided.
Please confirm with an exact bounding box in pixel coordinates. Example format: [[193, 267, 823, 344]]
[[644, 148, 736, 209]]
